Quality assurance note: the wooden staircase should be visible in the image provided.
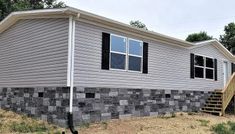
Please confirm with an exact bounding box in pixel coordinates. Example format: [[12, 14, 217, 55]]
[[201, 73, 235, 116]]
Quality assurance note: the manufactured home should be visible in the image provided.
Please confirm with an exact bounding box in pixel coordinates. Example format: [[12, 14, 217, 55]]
[[0, 7, 235, 127]]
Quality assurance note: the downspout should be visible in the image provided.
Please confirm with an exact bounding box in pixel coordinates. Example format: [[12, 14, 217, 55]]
[[67, 15, 78, 134]]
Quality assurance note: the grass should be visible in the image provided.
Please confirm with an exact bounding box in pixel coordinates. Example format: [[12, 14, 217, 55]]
[[9, 121, 48, 133], [0, 109, 64, 134], [211, 121, 235, 134], [197, 119, 210, 126]]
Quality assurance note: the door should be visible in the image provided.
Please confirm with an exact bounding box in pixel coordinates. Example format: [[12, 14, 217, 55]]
[[223, 61, 228, 86]]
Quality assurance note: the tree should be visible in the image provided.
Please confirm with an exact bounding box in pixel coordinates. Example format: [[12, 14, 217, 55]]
[[186, 31, 213, 42], [220, 22, 235, 54], [0, 0, 66, 21], [130, 20, 148, 30]]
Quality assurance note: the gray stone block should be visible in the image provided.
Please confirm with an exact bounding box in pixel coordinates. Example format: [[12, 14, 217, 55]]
[[120, 100, 128, 106]]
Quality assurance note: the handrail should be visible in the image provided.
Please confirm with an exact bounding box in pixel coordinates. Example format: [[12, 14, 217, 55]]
[[221, 73, 235, 115]]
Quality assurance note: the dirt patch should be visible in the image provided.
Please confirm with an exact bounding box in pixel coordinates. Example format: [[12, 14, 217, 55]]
[[78, 113, 235, 134]]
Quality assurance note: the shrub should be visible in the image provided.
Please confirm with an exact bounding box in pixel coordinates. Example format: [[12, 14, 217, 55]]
[[211, 121, 235, 134], [227, 121, 235, 131]]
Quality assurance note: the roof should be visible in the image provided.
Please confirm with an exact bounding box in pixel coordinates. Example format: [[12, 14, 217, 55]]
[[0, 7, 235, 61]]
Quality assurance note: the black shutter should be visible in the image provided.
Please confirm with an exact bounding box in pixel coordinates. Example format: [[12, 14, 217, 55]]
[[231, 63, 235, 75], [214, 59, 217, 81], [143, 42, 148, 74], [101, 32, 110, 70], [190, 53, 195, 78]]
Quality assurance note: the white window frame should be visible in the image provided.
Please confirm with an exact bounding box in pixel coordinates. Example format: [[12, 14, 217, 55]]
[[194, 54, 214, 80], [109, 34, 143, 72], [109, 34, 127, 71], [128, 38, 143, 72]]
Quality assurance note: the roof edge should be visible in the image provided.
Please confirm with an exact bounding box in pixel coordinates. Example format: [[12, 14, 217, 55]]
[[69, 7, 195, 48], [189, 39, 235, 62], [0, 7, 195, 48], [0, 8, 78, 33]]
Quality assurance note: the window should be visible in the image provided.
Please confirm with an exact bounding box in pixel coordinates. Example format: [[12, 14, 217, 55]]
[[110, 35, 127, 69], [110, 34, 143, 72], [194, 55, 214, 79], [205, 58, 214, 79], [194, 55, 204, 78], [128, 39, 143, 71]]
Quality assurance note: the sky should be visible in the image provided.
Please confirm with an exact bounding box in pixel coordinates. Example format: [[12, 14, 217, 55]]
[[62, 0, 235, 40]]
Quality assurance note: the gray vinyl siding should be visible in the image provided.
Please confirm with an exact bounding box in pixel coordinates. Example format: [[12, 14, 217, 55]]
[[0, 18, 69, 87], [74, 21, 231, 91]]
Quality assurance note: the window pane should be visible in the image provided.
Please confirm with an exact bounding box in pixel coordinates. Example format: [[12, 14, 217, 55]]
[[206, 69, 214, 79], [129, 40, 142, 56], [206, 58, 214, 68], [111, 35, 126, 53], [195, 55, 204, 66], [129, 56, 141, 71], [111, 53, 125, 69], [195, 67, 204, 78]]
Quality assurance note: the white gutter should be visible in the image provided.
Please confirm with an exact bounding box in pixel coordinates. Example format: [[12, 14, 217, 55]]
[[68, 16, 76, 113]]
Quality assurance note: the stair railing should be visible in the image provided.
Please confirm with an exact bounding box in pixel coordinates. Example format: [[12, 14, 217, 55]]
[[221, 73, 235, 115]]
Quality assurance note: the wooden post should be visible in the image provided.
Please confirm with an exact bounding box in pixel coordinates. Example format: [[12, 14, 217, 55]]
[[234, 96, 235, 114]]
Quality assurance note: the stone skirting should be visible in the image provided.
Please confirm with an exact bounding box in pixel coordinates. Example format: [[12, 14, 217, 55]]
[[0, 87, 210, 127], [0, 87, 70, 127]]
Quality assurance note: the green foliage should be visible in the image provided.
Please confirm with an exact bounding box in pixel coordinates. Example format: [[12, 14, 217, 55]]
[[211, 121, 235, 134], [130, 20, 148, 30], [9, 121, 48, 133], [0, 0, 66, 21], [197, 119, 210, 126], [227, 121, 235, 131], [220, 22, 235, 54], [212, 123, 230, 134], [186, 31, 213, 42]]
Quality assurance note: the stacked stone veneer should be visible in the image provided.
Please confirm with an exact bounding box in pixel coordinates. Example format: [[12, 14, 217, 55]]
[[0, 87, 210, 127], [72, 87, 210, 125], [0, 87, 70, 126]]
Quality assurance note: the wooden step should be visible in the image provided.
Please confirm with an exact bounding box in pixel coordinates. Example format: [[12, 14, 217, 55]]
[[207, 97, 222, 100], [201, 107, 222, 112], [207, 98, 222, 102], [204, 104, 222, 108], [205, 101, 222, 105], [209, 94, 222, 97], [200, 109, 222, 116], [209, 91, 222, 94]]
